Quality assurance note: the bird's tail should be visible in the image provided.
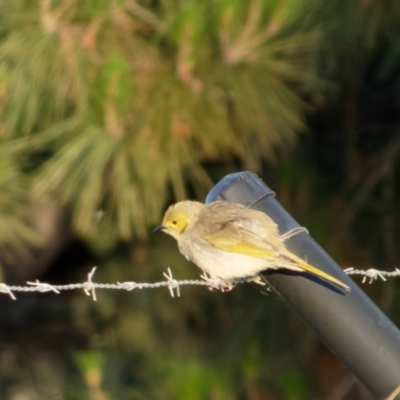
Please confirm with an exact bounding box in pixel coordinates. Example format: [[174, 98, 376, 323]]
[[296, 258, 351, 292], [279, 249, 351, 291]]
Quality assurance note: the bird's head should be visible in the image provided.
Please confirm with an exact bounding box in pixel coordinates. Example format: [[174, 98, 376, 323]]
[[152, 201, 203, 240]]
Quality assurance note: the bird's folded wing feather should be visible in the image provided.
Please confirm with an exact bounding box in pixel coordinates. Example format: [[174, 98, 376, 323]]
[[201, 219, 281, 258]]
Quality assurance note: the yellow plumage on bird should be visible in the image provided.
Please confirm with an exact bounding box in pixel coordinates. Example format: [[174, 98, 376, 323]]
[[153, 201, 350, 292]]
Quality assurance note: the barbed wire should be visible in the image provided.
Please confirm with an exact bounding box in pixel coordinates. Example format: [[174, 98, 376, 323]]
[[0, 266, 399, 300], [343, 267, 400, 283]]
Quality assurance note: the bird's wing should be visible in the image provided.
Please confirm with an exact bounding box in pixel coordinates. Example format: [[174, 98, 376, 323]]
[[199, 203, 351, 291], [198, 204, 282, 258]]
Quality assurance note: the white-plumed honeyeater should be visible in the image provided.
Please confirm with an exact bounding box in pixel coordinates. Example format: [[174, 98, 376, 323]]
[[153, 201, 350, 292]]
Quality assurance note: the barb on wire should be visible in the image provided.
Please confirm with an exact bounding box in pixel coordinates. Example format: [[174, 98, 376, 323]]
[[0, 283, 16, 300], [0, 266, 399, 300], [163, 267, 180, 297], [83, 267, 98, 301], [344, 267, 400, 283], [27, 280, 60, 294]]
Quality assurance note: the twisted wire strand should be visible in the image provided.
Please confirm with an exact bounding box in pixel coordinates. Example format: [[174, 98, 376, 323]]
[[0, 266, 398, 300]]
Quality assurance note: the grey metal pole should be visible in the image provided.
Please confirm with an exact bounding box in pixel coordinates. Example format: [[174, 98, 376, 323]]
[[206, 171, 400, 400]]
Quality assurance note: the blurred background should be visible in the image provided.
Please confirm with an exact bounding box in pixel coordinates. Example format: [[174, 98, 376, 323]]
[[0, 0, 400, 399]]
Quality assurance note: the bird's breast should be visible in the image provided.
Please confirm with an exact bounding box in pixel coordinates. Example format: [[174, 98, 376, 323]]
[[178, 237, 268, 281]]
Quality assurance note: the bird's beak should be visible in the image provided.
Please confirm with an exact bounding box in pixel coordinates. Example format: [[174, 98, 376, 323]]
[[151, 225, 164, 233]]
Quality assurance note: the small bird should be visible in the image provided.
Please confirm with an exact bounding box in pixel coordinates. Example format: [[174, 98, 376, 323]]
[[153, 201, 350, 292]]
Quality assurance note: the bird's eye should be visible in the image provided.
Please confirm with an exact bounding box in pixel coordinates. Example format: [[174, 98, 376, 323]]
[[172, 220, 178, 225]]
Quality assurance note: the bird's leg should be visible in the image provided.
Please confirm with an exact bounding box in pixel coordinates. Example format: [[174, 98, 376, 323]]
[[281, 227, 309, 242]]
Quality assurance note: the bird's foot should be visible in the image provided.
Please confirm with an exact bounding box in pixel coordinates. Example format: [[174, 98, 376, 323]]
[[213, 280, 236, 292], [281, 227, 309, 242], [251, 275, 274, 293], [200, 273, 236, 292], [250, 276, 267, 286]]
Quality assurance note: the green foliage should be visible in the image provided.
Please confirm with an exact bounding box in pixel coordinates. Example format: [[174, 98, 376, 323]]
[[297, 0, 400, 82], [0, 152, 43, 262], [164, 360, 233, 400], [0, 0, 315, 248], [278, 370, 309, 400], [2, 1, 400, 400], [75, 351, 105, 377]]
